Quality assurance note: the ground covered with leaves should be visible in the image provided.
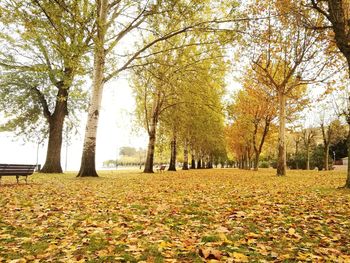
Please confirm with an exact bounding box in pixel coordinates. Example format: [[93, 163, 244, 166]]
[[0, 169, 349, 262]]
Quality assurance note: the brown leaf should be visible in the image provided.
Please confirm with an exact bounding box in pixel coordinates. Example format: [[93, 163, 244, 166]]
[[199, 248, 222, 260]]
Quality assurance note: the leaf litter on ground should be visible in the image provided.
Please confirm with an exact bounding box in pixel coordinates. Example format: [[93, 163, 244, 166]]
[[0, 168, 349, 262]]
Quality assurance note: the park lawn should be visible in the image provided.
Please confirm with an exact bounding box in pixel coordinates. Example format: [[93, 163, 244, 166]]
[[0, 169, 349, 262]]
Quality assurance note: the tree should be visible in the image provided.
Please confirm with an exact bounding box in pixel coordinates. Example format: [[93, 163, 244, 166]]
[[292, 130, 303, 169], [119, 147, 137, 157], [226, 109, 254, 170], [132, 34, 227, 173], [330, 139, 348, 161], [227, 72, 277, 170], [243, 1, 331, 176], [77, 0, 236, 177], [0, 0, 92, 173], [302, 128, 317, 170], [308, 0, 350, 187], [320, 119, 347, 170]]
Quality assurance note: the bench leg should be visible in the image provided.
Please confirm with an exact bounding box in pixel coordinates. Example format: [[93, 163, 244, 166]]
[[16, 176, 19, 184], [25, 176, 28, 184], [0, 176, 1, 185]]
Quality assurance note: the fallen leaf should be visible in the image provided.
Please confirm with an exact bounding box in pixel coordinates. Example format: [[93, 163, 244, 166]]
[[199, 248, 222, 260], [232, 252, 249, 262], [288, 228, 296, 235]]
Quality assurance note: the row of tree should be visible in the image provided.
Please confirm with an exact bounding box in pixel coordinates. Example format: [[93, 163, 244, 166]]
[[103, 147, 146, 168], [0, 0, 350, 188], [0, 0, 235, 175], [226, 0, 350, 188], [131, 33, 228, 172], [227, 100, 347, 171]]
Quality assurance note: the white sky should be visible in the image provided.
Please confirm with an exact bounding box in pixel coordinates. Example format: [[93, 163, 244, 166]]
[[0, 78, 148, 171]]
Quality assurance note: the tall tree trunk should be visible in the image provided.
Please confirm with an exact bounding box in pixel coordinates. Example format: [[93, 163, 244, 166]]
[[168, 136, 177, 171], [253, 118, 271, 172], [321, 123, 330, 171], [191, 153, 196, 169], [41, 115, 64, 173], [243, 153, 246, 169], [277, 91, 286, 176], [41, 88, 68, 173], [77, 0, 108, 177], [244, 150, 250, 170], [77, 62, 104, 177], [208, 155, 213, 168], [326, 0, 350, 185], [253, 151, 259, 171], [197, 159, 202, 169], [144, 122, 156, 173], [295, 140, 299, 170], [183, 140, 189, 170], [324, 143, 330, 170], [345, 121, 350, 188], [310, 0, 350, 184], [306, 145, 310, 170]]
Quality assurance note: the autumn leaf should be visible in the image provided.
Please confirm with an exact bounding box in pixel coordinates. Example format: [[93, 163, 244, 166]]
[[231, 252, 249, 262], [288, 228, 296, 235], [0, 169, 349, 262], [199, 248, 222, 260]]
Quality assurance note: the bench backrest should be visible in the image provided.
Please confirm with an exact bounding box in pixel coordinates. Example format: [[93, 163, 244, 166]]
[[0, 164, 36, 176], [160, 165, 166, 170]]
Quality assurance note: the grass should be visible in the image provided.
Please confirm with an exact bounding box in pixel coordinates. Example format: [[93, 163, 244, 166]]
[[0, 168, 349, 262]]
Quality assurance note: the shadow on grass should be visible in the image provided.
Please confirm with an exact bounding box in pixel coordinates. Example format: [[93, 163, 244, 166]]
[[0, 183, 41, 188]]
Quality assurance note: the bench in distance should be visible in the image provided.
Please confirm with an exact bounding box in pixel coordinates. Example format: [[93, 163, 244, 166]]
[[157, 165, 166, 172], [0, 164, 36, 185]]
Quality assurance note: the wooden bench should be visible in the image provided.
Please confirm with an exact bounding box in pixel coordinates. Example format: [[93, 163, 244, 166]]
[[156, 165, 166, 172], [0, 164, 36, 185]]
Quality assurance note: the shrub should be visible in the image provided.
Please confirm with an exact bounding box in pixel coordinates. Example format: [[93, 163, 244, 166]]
[[259, 161, 270, 168]]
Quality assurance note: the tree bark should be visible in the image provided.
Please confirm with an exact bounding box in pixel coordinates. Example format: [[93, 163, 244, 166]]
[[295, 138, 300, 170], [253, 153, 260, 171], [277, 91, 286, 176], [41, 114, 64, 173], [253, 127, 259, 170], [243, 152, 247, 169], [253, 117, 271, 171], [321, 123, 331, 170], [327, 0, 350, 72], [346, 125, 350, 188], [314, 0, 350, 185], [144, 122, 156, 173], [168, 136, 177, 171], [324, 143, 330, 170], [191, 154, 196, 169], [208, 155, 213, 168], [182, 140, 189, 170], [41, 88, 68, 173], [306, 144, 310, 170], [77, 0, 108, 177], [197, 159, 202, 169]]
